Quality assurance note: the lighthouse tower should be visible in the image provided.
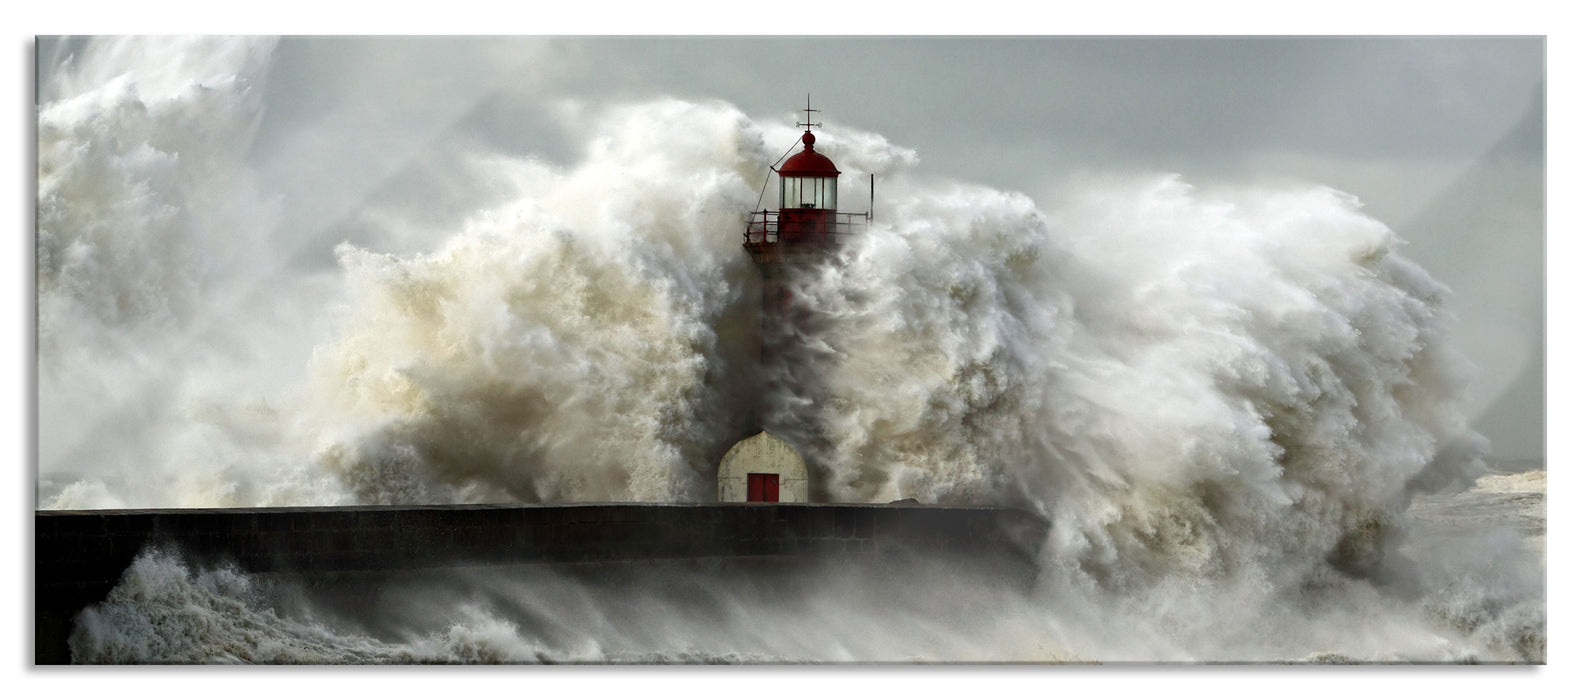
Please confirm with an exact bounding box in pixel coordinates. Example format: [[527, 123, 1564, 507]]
[[743, 99, 870, 348], [720, 99, 870, 503]]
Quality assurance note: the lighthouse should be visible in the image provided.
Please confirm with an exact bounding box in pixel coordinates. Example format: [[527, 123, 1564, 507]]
[[743, 98, 870, 288], [720, 99, 870, 503]]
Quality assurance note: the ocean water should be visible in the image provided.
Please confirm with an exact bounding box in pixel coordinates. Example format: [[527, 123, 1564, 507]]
[[65, 469, 1544, 664], [38, 37, 1544, 663]]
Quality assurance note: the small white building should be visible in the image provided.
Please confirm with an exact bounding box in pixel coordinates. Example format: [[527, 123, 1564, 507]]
[[717, 431, 809, 503]]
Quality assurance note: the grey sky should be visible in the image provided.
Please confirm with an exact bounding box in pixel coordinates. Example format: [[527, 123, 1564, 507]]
[[35, 35, 1548, 459]]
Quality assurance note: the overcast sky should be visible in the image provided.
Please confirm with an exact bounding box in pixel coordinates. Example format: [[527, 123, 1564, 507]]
[[26, 34, 1547, 459]]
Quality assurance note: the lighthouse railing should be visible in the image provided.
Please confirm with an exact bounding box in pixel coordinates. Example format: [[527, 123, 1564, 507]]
[[742, 210, 869, 245]]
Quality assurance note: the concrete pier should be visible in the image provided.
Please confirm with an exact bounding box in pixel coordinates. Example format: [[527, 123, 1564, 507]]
[[35, 502, 1048, 663]]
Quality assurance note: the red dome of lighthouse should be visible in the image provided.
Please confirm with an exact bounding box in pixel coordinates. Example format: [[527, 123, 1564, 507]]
[[777, 131, 841, 177]]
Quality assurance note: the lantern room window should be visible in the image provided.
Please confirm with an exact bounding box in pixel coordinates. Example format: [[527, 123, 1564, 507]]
[[780, 176, 837, 210]]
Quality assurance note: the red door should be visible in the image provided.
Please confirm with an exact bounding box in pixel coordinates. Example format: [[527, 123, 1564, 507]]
[[747, 473, 779, 503]]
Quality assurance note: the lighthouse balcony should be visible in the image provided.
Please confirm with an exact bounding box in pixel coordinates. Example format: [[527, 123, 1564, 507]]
[[742, 209, 869, 248]]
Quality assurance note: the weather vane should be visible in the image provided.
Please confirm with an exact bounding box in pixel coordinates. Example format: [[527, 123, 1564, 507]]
[[798, 93, 821, 131]]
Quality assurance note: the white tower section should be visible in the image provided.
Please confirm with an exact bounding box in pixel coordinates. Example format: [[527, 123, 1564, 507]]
[[717, 431, 809, 503]]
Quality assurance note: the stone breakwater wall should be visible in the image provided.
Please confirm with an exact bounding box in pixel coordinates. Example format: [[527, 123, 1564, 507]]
[[35, 503, 1049, 663]]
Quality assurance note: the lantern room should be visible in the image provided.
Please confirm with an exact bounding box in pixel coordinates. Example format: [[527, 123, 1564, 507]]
[[778, 130, 839, 211]]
